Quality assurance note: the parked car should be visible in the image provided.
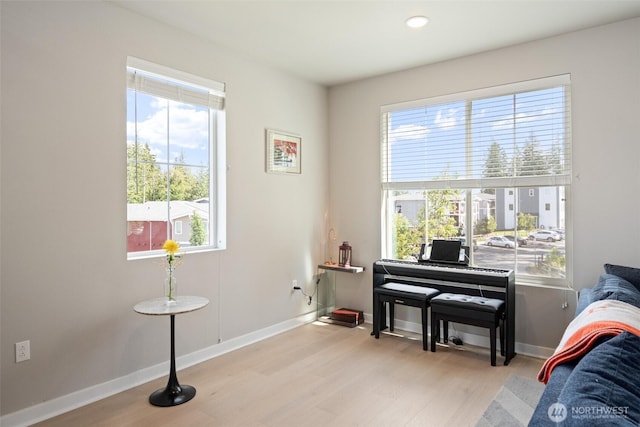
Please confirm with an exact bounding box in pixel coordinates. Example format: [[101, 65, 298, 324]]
[[528, 230, 561, 241], [486, 236, 514, 248], [504, 235, 527, 246], [551, 229, 565, 240]]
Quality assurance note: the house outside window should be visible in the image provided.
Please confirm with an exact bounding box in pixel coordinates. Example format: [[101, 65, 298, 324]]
[[381, 75, 571, 287], [126, 57, 226, 259]]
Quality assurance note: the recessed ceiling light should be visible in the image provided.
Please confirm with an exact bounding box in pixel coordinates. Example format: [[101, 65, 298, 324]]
[[406, 15, 429, 29]]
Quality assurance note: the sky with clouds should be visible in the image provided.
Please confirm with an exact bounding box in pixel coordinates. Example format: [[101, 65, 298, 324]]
[[386, 86, 566, 182], [127, 92, 210, 170]]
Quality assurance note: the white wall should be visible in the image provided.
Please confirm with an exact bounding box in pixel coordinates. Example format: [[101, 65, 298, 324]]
[[328, 17, 640, 351], [0, 1, 328, 416]]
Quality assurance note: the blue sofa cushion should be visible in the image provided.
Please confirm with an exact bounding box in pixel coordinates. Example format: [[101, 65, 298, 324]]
[[575, 288, 593, 316], [557, 332, 640, 426], [604, 264, 640, 292], [590, 273, 640, 309], [529, 361, 579, 426]]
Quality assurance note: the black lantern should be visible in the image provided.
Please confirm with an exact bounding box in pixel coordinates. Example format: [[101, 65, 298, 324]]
[[338, 241, 352, 267]]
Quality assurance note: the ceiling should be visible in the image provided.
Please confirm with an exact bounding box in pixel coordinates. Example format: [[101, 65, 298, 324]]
[[113, 1, 640, 86]]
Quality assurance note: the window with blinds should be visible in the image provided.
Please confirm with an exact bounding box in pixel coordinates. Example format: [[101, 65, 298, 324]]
[[126, 57, 226, 258], [380, 75, 571, 287]]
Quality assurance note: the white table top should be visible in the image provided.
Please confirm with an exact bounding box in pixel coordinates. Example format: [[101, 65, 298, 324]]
[[134, 296, 209, 316]]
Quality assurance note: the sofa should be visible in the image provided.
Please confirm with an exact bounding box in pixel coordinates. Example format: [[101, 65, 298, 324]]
[[529, 264, 640, 426]]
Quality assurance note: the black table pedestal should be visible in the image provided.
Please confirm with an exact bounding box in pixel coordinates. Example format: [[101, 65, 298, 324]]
[[149, 314, 196, 407], [149, 384, 196, 407]]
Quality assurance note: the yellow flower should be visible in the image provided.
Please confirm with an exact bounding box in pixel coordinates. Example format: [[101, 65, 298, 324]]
[[163, 239, 180, 254], [163, 240, 180, 258]]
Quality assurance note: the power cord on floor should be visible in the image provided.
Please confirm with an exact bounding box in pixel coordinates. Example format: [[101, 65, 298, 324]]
[[449, 324, 463, 345], [450, 336, 463, 345], [296, 277, 320, 305]]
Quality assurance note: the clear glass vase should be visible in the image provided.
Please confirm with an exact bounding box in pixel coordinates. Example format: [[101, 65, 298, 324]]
[[164, 265, 177, 304]]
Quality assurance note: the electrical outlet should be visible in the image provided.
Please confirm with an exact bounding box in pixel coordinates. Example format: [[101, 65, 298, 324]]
[[16, 340, 30, 363]]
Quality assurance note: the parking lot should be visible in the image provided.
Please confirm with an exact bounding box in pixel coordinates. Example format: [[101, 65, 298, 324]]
[[473, 239, 565, 274]]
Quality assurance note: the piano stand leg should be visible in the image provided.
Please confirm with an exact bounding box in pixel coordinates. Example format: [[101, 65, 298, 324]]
[[372, 293, 385, 337], [371, 297, 391, 337], [442, 320, 448, 343]]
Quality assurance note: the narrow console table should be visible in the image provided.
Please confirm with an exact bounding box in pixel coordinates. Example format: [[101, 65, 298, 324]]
[[133, 296, 209, 407], [317, 263, 364, 326]]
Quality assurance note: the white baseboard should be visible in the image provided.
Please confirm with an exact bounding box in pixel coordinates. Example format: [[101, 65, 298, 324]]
[[0, 312, 317, 427], [373, 313, 554, 360]]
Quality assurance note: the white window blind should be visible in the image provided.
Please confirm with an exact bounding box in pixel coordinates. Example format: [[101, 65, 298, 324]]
[[126, 57, 225, 111], [381, 74, 571, 191]]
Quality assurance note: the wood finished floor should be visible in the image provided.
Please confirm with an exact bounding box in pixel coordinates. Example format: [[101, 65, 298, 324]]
[[33, 322, 543, 427]]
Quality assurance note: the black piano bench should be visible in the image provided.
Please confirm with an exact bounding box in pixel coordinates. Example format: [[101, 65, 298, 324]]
[[373, 282, 440, 351], [430, 293, 505, 366]]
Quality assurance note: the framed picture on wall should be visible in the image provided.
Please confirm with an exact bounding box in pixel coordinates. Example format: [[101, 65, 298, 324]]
[[265, 129, 301, 174]]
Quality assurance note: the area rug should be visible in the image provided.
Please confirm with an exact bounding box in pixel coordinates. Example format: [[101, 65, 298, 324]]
[[475, 375, 545, 427]]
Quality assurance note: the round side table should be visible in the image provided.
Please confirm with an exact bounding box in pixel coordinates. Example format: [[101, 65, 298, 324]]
[[134, 296, 209, 407]]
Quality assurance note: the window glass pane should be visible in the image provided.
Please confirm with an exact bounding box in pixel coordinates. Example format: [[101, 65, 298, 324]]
[[474, 187, 565, 278], [385, 102, 466, 183], [167, 100, 210, 167], [384, 86, 569, 187], [386, 186, 565, 280], [387, 189, 464, 261], [127, 77, 215, 255], [381, 76, 570, 286]]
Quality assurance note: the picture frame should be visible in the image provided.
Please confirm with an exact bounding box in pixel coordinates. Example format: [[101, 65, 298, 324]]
[[265, 129, 301, 174]]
